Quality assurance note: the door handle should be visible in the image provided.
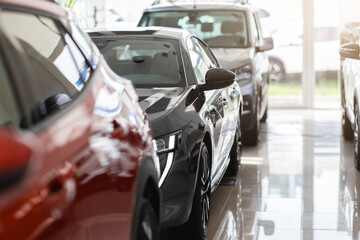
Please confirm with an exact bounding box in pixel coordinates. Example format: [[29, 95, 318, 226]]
[[45, 162, 76, 212]]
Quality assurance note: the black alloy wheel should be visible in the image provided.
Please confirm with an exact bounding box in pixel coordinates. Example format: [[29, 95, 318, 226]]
[[225, 127, 241, 177], [185, 144, 211, 239], [343, 108, 354, 141], [137, 200, 159, 240], [354, 104, 360, 171]]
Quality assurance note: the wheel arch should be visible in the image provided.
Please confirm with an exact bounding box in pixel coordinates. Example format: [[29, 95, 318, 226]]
[[131, 156, 161, 240]]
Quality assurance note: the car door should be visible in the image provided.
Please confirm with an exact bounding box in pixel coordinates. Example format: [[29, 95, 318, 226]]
[[197, 40, 239, 169], [0, 10, 126, 240], [186, 36, 227, 181], [252, 10, 270, 115]]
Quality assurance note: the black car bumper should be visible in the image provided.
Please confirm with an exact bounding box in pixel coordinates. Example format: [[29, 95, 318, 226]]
[[157, 146, 196, 227]]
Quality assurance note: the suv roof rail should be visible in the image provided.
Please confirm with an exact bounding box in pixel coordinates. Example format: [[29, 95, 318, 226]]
[[151, 0, 250, 6]]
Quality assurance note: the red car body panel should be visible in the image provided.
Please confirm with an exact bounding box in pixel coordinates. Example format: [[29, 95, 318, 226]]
[[0, 63, 156, 240], [0, 1, 158, 237]]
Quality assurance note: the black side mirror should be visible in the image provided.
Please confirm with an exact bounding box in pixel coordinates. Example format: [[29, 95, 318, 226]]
[[256, 37, 274, 52], [199, 68, 235, 91], [339, 43, 360, 60]]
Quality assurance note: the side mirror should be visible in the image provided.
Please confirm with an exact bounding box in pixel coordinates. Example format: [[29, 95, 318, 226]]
[[256, 37, 274, 52], [0, 130, 32, 192], [339, 43, 360, 60], [199, 68, 235, 91]]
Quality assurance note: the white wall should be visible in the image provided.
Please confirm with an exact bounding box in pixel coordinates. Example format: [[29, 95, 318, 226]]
[[339, 0, 360, 27]]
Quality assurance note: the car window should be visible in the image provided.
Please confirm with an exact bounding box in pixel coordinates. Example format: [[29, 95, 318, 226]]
[[140, 10, 248, 48], [253, 12, 263, 41], [0, 56, 21, 129], [64, 33, 91, 83], [259, 8, 270, 18], [1, 11, 86, 122], [197, 39, 218, 68], [187, 37, 211, 85], [62, 19, 99, 66], [251, 13, 260, 41], [92, 37, 184, 87]]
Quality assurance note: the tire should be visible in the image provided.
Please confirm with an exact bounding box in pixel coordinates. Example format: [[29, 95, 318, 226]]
[[183, 144, 211, 239], [354, 104, 360, 171], [243, 94, 260, 146], [136, 200, 160, 240], [269, 57, 286, 82], [343, 108, 353, 141], [225, 128, 241, 177], [261, 104, 268, 123]]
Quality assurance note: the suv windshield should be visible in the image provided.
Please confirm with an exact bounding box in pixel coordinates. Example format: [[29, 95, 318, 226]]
[[92, 37, 184, 87], [139, 10, 248, 48]]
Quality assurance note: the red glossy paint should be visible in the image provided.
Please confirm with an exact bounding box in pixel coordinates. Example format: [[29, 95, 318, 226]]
[[0, 1, 158, 239]]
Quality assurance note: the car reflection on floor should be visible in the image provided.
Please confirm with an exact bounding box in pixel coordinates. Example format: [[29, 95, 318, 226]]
[[207, 109, 360, 240]]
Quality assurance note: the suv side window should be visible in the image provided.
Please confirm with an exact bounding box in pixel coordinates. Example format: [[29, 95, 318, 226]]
[[1, 10, 88, 123], [187, 37, 210, 85], [251, 13, 260, 41], [253, 11, 263, 43]]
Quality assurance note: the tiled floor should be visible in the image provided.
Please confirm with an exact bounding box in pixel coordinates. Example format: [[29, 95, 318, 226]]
[[207, 109, 360, 240]]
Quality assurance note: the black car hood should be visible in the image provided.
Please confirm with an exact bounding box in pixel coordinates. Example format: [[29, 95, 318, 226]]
[[136, 87, 187, 123], [211, 48, 251, 70]]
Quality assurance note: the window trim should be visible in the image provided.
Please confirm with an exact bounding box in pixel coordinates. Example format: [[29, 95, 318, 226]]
[[0, 8, 98, 132]]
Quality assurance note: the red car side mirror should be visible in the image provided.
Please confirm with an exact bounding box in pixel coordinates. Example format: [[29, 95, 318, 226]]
[[0, 130, 32, 192]]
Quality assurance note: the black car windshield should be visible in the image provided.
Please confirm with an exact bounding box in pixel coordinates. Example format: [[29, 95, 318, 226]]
[[139, 11, 248, 48], [92, 37, 184, 87]]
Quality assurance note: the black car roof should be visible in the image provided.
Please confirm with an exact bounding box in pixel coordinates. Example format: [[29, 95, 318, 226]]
[[144, 1, 251, 12], [87, 26, 193, 41]]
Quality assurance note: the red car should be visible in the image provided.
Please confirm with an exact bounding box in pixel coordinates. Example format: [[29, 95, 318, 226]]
[[0, 0, 160, 239]]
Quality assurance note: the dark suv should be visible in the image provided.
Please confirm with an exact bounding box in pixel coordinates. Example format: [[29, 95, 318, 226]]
[[138, 1, 273, 145], [89, 27, 242, 238]]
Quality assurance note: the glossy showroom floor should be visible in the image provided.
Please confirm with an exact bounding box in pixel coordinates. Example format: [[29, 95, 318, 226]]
[[207, 109, 359, 240]]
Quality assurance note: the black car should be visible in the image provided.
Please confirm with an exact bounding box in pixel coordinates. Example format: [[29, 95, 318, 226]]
[[138, 1, 274, 145], [89, 27, 242, 238]]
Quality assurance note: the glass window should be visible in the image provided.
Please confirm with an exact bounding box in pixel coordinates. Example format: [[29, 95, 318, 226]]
[[64, 19, 99, 66], [251, 14, 260, 41], [140, 10, 248, 48], [92, 37, 184, 87], [197, 40, 218, 68], [0, 56, 21, 129], [253, 12, 263, 41], [64, 34, 91, 84], [1, 11, 85, 121], [187, 37, 211, 84]]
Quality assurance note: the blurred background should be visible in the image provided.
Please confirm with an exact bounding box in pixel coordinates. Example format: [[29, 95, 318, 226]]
[[70, 0, 360, 109]]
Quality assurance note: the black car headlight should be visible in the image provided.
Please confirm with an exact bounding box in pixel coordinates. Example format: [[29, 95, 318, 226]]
[[232, 63, 252, 84], [155, 130, 182, 154], [155, 130, 183, 187]]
